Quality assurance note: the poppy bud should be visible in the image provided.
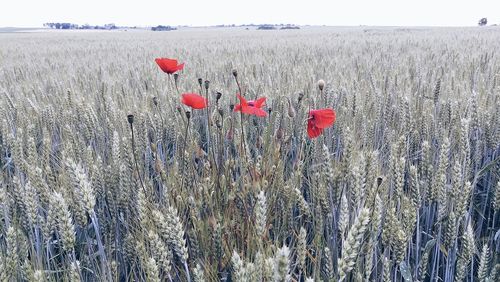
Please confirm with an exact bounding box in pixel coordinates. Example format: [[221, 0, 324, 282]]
[[218, 109, 224, 117], [216, 119, 222, 129], [151, 142, 157, 153], [287, 98, 296, 118], [232, 69, 238, 78], [229, 104, 234, 111], [153, 96, 158, 106], [216, 91, 222, 101], [173, 73, 179, 82], [276, 127, 284, 140], [198, 78, 203, 86], [298, 92, 304, 103], [377, 177, 383, 187], [127, 114, 134, 124], [318, 79, 325, 91], [185, 111, 191, 119], [267, 107, 272, 115], [226, 127, 233, 140], [204, 80, 210, 90]]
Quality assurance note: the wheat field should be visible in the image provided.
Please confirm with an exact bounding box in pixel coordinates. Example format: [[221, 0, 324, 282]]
[[0, 26, 499, 281]]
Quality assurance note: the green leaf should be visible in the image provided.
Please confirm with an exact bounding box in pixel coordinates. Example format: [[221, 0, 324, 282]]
[[399, 261, 413, 282], [424, 239, 436, 252]]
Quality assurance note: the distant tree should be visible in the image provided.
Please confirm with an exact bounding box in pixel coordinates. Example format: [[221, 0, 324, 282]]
[[478, 18, 487, 26], [257, 25, 276, 30], [104, 23, 117, 30], [280, 25, 300, 30]]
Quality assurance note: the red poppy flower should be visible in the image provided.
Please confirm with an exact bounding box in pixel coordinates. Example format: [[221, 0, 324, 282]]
[[155, 58, 185, 74], [307, 109, 336, 138], [181, 93, 207, 109], [234, 94, 267, 117]]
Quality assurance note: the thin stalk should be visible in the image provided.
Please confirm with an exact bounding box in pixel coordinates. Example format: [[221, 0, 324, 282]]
[[128, 117, 147, 196], [180, 114, 191, 189], [183, 261, 191, 282], [168, 74, 187, 127], [205, 85, 217, 172], [235, 78, 248, 163], [233, 72, 251, 180], [90, 210, 112, 281]]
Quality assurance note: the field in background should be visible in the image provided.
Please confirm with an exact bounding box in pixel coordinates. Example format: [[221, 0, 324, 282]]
[[0, 27, 499, 281]]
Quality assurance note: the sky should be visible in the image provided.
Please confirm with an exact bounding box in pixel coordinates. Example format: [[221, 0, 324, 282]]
[[1, 0, 499, 27]]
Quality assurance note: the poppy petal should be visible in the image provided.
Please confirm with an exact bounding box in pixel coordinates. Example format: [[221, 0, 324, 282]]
[[236, 93, 248, 107], [240, 106, 255, 115], [155, 58, 183, 74], [241, 105, 267, 117], [253, 108, 268, 117], [254, 97, 266, 108], [234, 104, 242, 112], [307, 119, 323, 138], [176, 62, 185, 72], [182, 93, 207, 109], [311, 109, 336, 128]]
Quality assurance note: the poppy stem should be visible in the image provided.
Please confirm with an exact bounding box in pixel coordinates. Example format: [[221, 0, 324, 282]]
[[180, 112, 191, 189], [234, 75, 249, 167], [205, 84, 218, 174], [165, 75, 186, 127], [320, 88, 327, 144], [170, 74, 181, 95], [128, 115, 147, 196], [320, 88, 325, 107]]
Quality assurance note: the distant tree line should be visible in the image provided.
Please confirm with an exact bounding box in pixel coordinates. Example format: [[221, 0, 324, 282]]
[[43, 23, 118, 30], [151, 25, 176, 31], [213, 23, 300, 29], [257, 25, 276, 30], [280, 25, 300, 30], [257, 24, 300, 30]]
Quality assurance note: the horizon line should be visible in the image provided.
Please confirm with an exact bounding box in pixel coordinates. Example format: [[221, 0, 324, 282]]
[[2, 23, 499, 29]]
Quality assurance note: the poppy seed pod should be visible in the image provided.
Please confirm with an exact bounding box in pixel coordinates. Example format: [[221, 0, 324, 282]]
[[127, 114, 134, 124], [185, 111, 191, 119], [216, 91, 222, 101], [198, 78, 203, 86], [218, 109, 224, 117], [204, 80, 210, 90], [229, 104, 234, 111], [232, 69, 238, 78], [377, 177, 383, 187], [152, 96, 158, 106], [318, 79, 325, 91], [267, 107, 272, 115], [173, 73, 179, 82]]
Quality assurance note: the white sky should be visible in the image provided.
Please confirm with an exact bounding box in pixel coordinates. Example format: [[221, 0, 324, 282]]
[[1, 0, 499, 27]]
